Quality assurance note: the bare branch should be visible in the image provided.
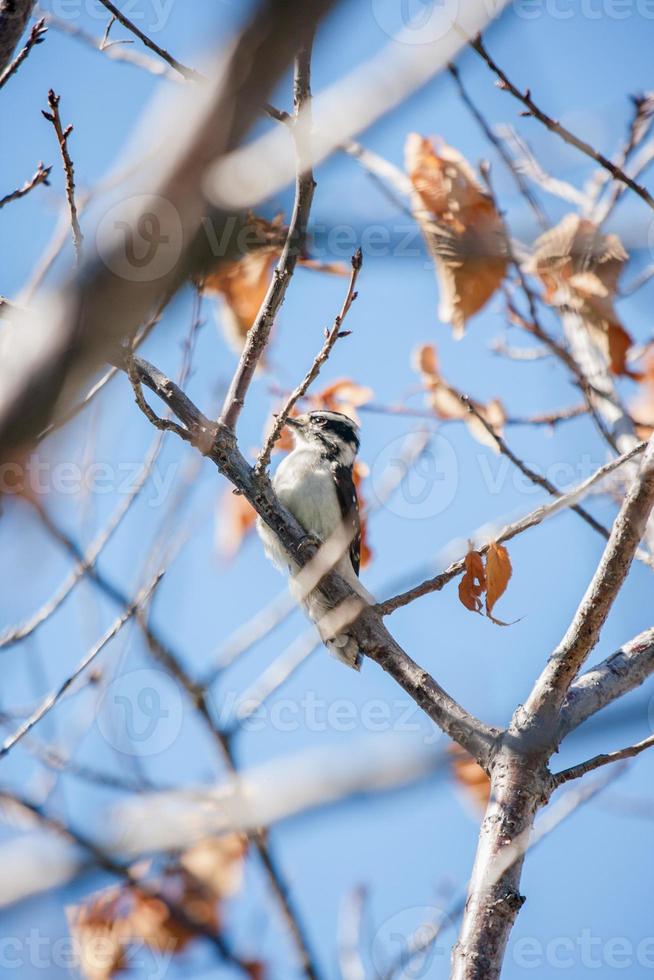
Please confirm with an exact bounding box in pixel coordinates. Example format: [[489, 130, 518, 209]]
[[220, 37, 316, 431], [559, 627, 654, 738], [0, 0, 36, 75], [42, 90, 83, 263], [40, 10, 180, 81], [96, 0, 201, 80], [0, 161, 51, 209], [378, 439, 647, 616], [0, 15, 45, 88], [523, 435, 654, 726], [472, 34, 654, 212], [0, 572, 164, 759], [255, 247, 362, 472], [553, 733, 654, 786], [447, 62, 549, 231]]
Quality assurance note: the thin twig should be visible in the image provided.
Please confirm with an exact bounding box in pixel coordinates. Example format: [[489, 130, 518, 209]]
[[0, 15, 46, 88], [447, 61, 549, 231], [0, 161, 51, 209], [460, 395, 617, 544], [378, 439, 647, 616], [220, 37, 316, 431], [553, 733, 654, 786], [255, 248, 362, 472], [96, 0, 201, 80], [40, 10, 179, 81], [42, 89, 83, 263], [0, 573, 164, 759], [472, 34, 654, 212]]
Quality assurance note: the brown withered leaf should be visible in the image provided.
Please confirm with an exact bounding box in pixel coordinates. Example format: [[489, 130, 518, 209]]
[[310, 378, 374, 424], [458, 542, 515, 625], [458, 549, 485, 614], [485, 542, 513, 624], [216, 488, 257, 559], [405, 134, 508, 336], [412, 343, 506, 452], [202, 216, 347, 354], [529, 214, 638, 377], [630, 352, 654, 438], [448, 743, 490, 811], [67, 891, 129, 980]]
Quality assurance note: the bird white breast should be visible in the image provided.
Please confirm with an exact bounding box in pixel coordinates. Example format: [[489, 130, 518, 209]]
[[273, 448, 342, 541]]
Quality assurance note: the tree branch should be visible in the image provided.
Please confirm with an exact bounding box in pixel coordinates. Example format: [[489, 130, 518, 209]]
[[472, 34, 654, 212], [96, 0, 201, 81], [42, 90, 83, 263], [0, 160, 51, 209], [553, 733, 654, 786], [220, 36, 316, 431], [521, 434, 654, 728], [558, 627, 654, 738], [0, 0, 36, 75], [255, 247, 362, 472], [378, 439, 646, 616], [0, 14, 45, 88]]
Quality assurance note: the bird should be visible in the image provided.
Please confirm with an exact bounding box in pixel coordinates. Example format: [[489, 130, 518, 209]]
[[257, 410, 372, 669]]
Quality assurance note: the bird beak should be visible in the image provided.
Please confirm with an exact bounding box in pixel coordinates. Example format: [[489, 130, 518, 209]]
[[285, 416, 303, 429]]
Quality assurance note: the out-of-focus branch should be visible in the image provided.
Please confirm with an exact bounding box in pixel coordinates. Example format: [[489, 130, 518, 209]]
[[0, 0, 36, 75], [0, 0, 334, 458], [255, 247, 362, 472], [472, 34, 654, 212], [42, 90, 83, 263], [220, 36, 316, 431], [0, 15, 45, 87], [0, 572, 164, 759], [0, 161, 51, 209], [558, 627, 654, 738]]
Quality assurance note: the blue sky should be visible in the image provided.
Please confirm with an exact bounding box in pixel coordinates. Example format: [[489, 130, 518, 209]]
[[1, 1, 654, 977]]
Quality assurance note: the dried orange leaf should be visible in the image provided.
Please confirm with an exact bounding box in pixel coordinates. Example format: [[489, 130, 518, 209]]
[[458, 549, 485, 613], [449, 743, 490, 810], [485, 542, 512, 621], [216, 489, 257, 559], [405, 134, 508, 336]]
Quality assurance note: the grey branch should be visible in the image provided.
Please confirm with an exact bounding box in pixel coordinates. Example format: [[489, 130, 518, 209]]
[[0, 0, 36, 75], [0, 14, 45, 88], [0, 161, 51, 209], [522, 434, 654, 726], [255, 247, 362, 472], [553, 733, 654, 786], [558, 627, 654, 739], [219, 35, 316, 431]]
